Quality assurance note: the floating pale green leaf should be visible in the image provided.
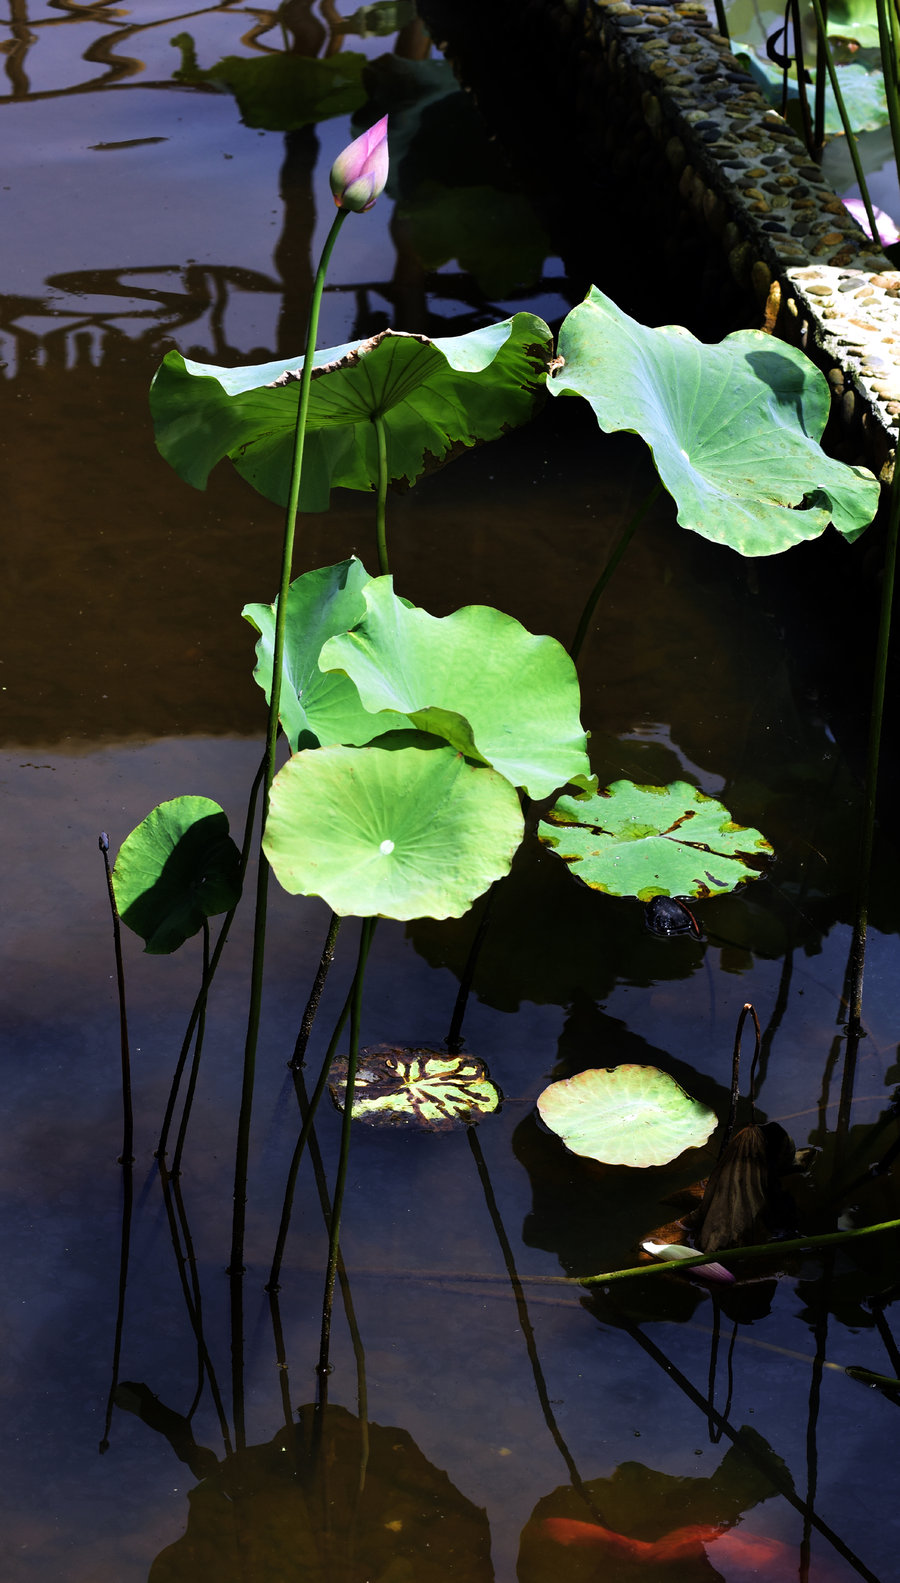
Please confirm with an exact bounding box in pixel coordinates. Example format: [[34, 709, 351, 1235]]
[[263, 736, 524, 919], [171, 35, 367, 129], [112, 795, 241, 954], [243, 558, 410, 750], [320, 577, 591, 799], [150, 315, 552, 511], [329, 1046, 501, 1129], [538, 780, 772, 900], [537, 1065, 717, 1167], [550, 285, 879, 556]]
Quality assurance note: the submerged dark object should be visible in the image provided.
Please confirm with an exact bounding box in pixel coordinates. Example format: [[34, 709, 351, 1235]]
[[644, 895, 702, 940], [687, 1122, 797, 1253]]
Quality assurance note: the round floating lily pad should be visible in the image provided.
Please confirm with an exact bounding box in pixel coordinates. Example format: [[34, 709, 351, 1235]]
[[330, 1046, 501, 1130], [112, 795, 242, 954], [538, 780, 772, 901], [536, 1065, 717, 1167], [263, 737, 524, 920]]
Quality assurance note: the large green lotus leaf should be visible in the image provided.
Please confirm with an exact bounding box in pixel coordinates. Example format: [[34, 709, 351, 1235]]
[[538, 780, 772, 900], [329, 1046, 501, 1129], [537, 1065, 717, 1167], [242, 557, 410, 750], [171, 36, 367, 129], [263, 736, 524, 919], [150, 315, 552, 512], [112, 796, 241, 954], [320, 577, 591, 799], [550, 286, 879, 556]]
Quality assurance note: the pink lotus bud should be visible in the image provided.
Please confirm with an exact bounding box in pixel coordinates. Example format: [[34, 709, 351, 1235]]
[[329, 116, 389, 213]]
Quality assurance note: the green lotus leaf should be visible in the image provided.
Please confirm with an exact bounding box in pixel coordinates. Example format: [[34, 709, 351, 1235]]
[[550, 285, 879, 556], [171, 36, 368, 129], [320, 577, 591, 799], [242, 557, 410, 750], [263, 736, 524, 919], [112, 795, 241, 954], [735, 50, 889, 133], [538, 780, 772, 900], [329, 1046, 500, 1129], [150, 314, 553, 512], [537, 1065, 717, 1167]]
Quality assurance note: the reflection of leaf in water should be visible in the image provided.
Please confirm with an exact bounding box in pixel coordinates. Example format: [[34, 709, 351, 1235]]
[[517, 1429, 790, 1583], [149, 1403, 493, 1582]]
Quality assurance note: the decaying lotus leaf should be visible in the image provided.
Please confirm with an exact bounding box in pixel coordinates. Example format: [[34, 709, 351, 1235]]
[[686, 1123, 797, 1252], [329, 1046, 501, 1130]]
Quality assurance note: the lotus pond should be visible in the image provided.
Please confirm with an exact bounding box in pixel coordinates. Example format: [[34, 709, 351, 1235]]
[[3, 4, 900, 1582]]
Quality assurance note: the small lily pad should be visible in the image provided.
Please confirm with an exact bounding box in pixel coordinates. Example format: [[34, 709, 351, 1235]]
[[538, 780, 772, 900], [330, 1046, 501, 1129], [112, 795, 241, 954], [536, 1065, 717, 1167]]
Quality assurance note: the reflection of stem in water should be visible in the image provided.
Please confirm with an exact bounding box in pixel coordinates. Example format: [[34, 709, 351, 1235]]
[[568, 480, 663, 665], [269, 972, 356, 1292], [467, 1128, 604, 1523], [291, 1061, 370, 1491], [705, 1301, 737, 1444], [446, 883, 499, 1054], [837, 247, 900, 1146], [621, 1316, 881, 1583], [872, 1301, 900, 1378], [99, 832, 134, 1165], [753, 940, 793, 1103], [801, 1255, 831, 1583], [160, 1162, 234, 1458], [316, 918, 376, 1403], [157, 752, 265, 1161], [171, 919, 210, 1177], [98, 830, 134, 1451]]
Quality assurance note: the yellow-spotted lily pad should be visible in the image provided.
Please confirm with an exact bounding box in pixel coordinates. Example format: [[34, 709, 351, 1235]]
[[329, 1047, 501, 1130]]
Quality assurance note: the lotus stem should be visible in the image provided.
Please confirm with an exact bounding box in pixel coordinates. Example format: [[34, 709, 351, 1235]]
[[290, 911, 342, 1072], [569, 479, 662, 664], [876, 0, 900, 191], [373, 411, 390, 575], [575, 1215, 900, 1285], [230, 209, 350, 1401], [268, 970, 356, 1292], [157, 751, 265, 1160], [316, 918, 376, 1403], [171, 920, 211, 1177], [808, 0, 879, 240]]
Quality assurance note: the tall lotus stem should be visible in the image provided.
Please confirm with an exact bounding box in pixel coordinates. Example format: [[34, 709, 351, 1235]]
[[229, 120, 389, 1442]]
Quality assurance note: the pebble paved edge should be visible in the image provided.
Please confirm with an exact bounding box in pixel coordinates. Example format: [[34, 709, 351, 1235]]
[[423, 0, 900, 478]]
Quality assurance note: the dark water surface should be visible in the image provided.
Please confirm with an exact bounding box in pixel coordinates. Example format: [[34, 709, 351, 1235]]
[[3, 6, 900, 1582]]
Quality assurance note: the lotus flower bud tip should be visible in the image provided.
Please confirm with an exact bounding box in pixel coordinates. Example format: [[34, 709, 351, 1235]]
[[330, 116, 389, 213]]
